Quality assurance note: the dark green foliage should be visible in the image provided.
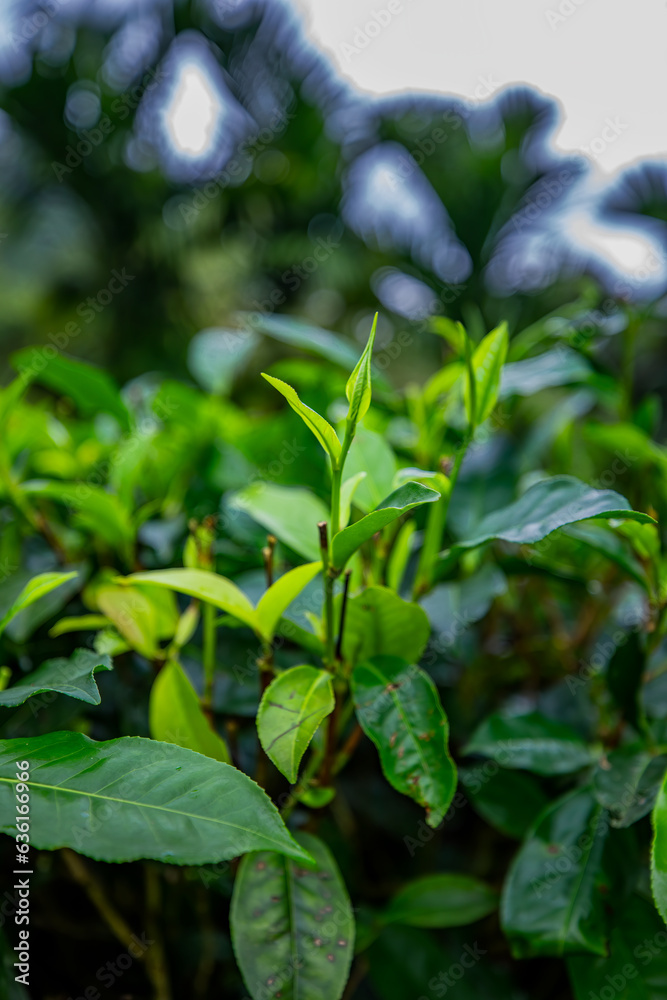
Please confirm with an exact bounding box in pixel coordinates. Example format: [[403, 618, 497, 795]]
[[1, 294, 667, 1000]]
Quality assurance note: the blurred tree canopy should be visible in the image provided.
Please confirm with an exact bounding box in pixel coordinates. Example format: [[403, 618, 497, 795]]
[[2, 0, 667, 392]]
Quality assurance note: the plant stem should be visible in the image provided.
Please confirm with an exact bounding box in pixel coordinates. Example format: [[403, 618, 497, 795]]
[[331, 466, 342, 538], [319, 521, 336, 668], [144, 864, 172, 1000], [319, 689, 341, 788], [280, 746, 324, 820], [63, 849, 171, 999], [413, 436, 469, 597], [262, 534, 276, 587], [333, 721, 364, 774], [62, 849, 138, 950], [331, 425, 354, 537], [335, 569, 352, 662]]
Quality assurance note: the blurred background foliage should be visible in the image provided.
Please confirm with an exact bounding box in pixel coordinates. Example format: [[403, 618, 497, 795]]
[[1, 0, 667, 392]]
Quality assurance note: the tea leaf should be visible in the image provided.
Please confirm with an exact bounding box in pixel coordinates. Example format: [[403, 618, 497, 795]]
[[257, 665, 334, 782], [352, 655, 457, 828], [231, 832, 354, 1000], [262, 373, 342, 464], [0, 649, 111, 707], [0, 731, 310, 864], [149, 660, 230, 763]]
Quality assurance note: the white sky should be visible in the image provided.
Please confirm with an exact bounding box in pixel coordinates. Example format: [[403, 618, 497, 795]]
[[292, 0, 666, 177]]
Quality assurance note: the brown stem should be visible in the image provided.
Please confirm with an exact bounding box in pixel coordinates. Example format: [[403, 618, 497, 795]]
[[335, 569, 352, 662], [342, 956, 369, 1000], [255, 638, 275, 786], [262, 534, 277, 588], [319, 692, 341, 788], [334, 722, 364, 775], [62, 849, 138, 950], [144, 864, 172, 1000]]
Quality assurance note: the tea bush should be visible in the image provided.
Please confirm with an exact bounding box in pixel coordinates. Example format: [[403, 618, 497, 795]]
[[1, 306, 667, 1000]]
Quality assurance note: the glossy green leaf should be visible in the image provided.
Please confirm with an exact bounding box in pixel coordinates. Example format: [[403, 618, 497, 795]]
[[500, 788, 610, 957], [118, 568, 257, 630], [0, 649, 111, 707], [345, 313, 377, 427], [352, 655, 457, 828], [383, 873, 498, 928], [12, 349, 130, 429], [463, 710, 597, 775], [568, 894, 667, 1000], [149, 660, 230, 763], [455, 475, 656, 551], [465, 322, 508, 426], [650, 767, 667, 925], [262, 373, 342, 463], [0, 731, 310, 864], [255, 561, 322, 642], [341, 586, 431, 665], [230, 831, 354, 1000], [332, 482, 439, 570], [257, 665, 334, 782], [460, 766, 549, 839], [229, 482, 328, 562], [0, 571, 77, 637], [594, 748, 667, 828]]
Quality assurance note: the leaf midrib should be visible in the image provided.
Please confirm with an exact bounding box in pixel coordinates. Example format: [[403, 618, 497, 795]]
[[558, 802, 606, 953], [0, 775, 287, 845], [360, 661, 435, 781]]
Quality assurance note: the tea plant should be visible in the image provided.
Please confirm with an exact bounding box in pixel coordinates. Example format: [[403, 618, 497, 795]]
[[1, 306, 667, 999]]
